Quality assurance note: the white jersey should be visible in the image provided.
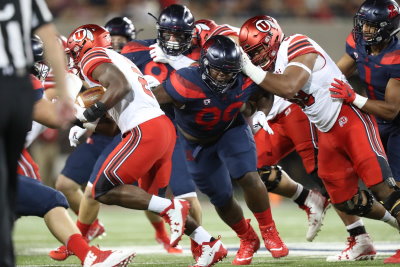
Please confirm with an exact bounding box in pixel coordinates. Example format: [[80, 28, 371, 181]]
[[267, 96, 292, 120], [79, 47, 164, 134], [274, 34, 344, 132]]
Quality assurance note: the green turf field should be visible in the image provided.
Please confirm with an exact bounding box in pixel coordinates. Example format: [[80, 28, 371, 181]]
[[14, 198, 399, 266]]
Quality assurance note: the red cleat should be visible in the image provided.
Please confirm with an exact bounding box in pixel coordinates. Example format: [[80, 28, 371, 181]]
[[155, 233, 183, 254], [232, 219, 260, 265], [86, 220, 106, 241], [48, 245, 73, 261], [191, 238, 201, 261], [384, 249, 400, 264], [260, 224, 289, 258]]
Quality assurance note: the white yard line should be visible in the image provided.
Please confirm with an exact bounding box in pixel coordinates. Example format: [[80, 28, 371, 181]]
[[19, 241, 398, 257]]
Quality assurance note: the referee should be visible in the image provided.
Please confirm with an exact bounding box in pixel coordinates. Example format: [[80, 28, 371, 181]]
[[0, 1, 74, 266]]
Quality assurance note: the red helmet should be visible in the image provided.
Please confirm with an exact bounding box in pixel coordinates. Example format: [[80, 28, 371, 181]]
[[194, 19, 218, 47], [67, 24, 111, 64], [239, 15, 283, 71]]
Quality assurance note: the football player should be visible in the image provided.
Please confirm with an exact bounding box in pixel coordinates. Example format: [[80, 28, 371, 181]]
[[15, 36, 135, 267], [239, 14, 400, 264], [153, 35, 289, 264], [68, 24, 227, 267], [121, 4, 204, 256]]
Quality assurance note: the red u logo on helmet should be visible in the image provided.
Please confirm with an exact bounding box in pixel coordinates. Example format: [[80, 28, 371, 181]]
[[255, 20, 272, 33]]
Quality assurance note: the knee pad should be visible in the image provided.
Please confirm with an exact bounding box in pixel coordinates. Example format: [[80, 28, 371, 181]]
[[383, 189, 400, 217], [258, 165, 282, 191], [339, 190, 373, 216]]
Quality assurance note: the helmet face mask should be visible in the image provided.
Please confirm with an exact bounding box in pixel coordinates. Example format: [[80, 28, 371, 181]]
[[157, 4, 195, 56], [200, 35, 242, 94], [67, 24, 112, 65], [31, 35, 50, 80], [353, 0, 400, 46], [239, 15, 283, 71]]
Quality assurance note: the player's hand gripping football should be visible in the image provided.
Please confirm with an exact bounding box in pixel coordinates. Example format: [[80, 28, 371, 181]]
[[329, 78, 356, 103]]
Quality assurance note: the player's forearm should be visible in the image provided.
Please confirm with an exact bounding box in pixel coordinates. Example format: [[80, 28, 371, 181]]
[[258, 73, 301, 99], [362, 99, 400, 121], [36, 24, 68, 98]]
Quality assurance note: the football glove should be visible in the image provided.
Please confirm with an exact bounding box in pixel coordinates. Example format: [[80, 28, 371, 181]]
[[68, 125, 87, 147], [252, 111, 274, 135]]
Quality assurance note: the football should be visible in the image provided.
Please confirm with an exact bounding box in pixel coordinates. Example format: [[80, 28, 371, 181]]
[[75, 86, 106, 108]]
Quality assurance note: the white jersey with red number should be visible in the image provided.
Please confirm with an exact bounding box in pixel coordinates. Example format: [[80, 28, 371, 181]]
[[79, 47, 164, 134], [267, 96, 292, 120], [274, 34, 344, 132]]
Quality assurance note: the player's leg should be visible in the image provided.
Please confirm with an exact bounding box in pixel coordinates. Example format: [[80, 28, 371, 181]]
[[318, 107, 398, 262], [221, 123, 288, 260], [255, 111, 329, 242], [55, 134, 113, 214], [16, 175, 135, 266]]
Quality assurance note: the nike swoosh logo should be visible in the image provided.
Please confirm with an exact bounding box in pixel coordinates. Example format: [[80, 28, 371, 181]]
[[270, 247, 284, 251], [236, 93, 245, 98]]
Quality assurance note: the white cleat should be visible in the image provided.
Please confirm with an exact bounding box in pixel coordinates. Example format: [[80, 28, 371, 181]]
[[300, 190, 330, 242], [190, 238, 228, 267], [326, 233, 376, 262], [83, 246, 136, 267], [160, 199, 190, 247]]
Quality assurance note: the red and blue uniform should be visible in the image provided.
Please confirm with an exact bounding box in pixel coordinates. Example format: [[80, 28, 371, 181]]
[[346, 33, 400, 181], [121, 39, 200, 197], [164, 66, 260, 206]]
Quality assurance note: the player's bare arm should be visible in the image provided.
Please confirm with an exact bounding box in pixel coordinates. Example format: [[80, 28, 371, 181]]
[[361, 78, 400, 121], [152, 84, 183, 108], [336, 53, 357, 78], [32, 98, 61, 128], [258, 53, 317, 99], [91, 62, 132, 109]]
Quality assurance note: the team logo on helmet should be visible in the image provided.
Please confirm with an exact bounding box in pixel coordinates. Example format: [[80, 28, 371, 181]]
[[73, 29, 94, 42], [388, 4, 399, 19], [255, 20, 272, 32]]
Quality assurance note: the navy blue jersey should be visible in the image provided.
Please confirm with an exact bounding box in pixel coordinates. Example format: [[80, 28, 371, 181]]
[[346, 33, 400, 102], [121, 39, 201, 118], [164, 66, 259, 138]]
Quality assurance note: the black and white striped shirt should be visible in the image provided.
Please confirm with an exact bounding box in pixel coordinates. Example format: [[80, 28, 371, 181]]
[[0, 0, 53, 77]]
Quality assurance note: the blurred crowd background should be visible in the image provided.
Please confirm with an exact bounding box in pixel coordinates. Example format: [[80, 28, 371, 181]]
[[32, 0, 365, 198]]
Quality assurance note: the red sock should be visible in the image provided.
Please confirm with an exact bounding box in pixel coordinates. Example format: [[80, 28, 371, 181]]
[[231, 218, 249, 236], [77, 220, 91, 237], [66, 234, 90, 262], [254, 208, 274, 227], [152, 220, 167, 236]]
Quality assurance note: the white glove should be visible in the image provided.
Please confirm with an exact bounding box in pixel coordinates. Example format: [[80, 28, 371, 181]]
[[74, 103, 87, 122], [240, 47, 267, 85], [68, 125, 87, 147], [251, 111, 274, 135], [149, 43, 169, 64], [149, 43, 195, 70], [143, 75, 161, 90]]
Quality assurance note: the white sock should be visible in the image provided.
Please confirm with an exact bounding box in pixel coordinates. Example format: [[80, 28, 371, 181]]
[[346, 219, 364, 231], [381, 210, 400, 230], [148, 195, 172, 213], [291, 183, 303, 200], [189, 226, 213, 245]]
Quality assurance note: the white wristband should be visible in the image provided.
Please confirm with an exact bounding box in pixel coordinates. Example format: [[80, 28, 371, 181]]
[[353, 93, 368, 109], [246, 64, 267, 85]]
